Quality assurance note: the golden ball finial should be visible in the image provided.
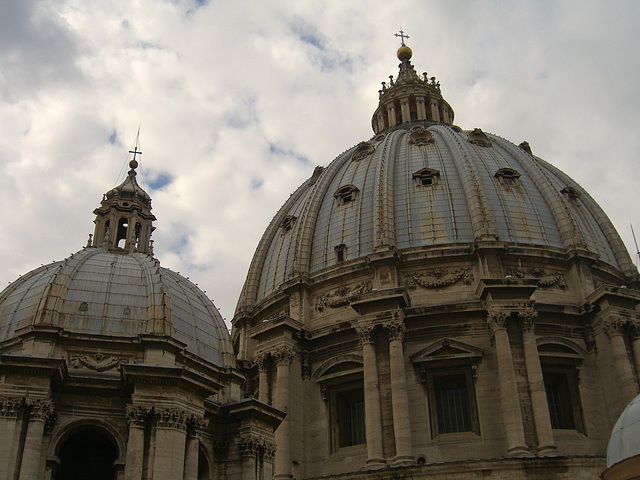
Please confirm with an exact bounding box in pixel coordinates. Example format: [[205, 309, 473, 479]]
[[397, 45, 412, 61]]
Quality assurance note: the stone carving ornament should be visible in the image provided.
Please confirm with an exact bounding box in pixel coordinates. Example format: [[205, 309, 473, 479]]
[[155, 408, 189, 431], [409, 126, 434, 146], [506, 267, 567, 289], [273, 347, 296, 365], [355, 324, 376, 345], [0, 397, 21, 419], [316, 281, 372, 311], [126, 405, 151, 428], [405, 267, 473, 289], [69, 352, 124, 372], [25, 399, 54, 422], [602, 316, 628, 337], [351, 141, 375, 162], [487, 311, 510, 334], [383, 320, 405, 340], [517, 303, 538, 332], [238, 435, 276, 458]]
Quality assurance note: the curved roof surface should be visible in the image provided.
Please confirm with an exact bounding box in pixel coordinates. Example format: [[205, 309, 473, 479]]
[[0, 248, 233, 367], [237, 123, 634, 309], [607, 393, 640, 467]]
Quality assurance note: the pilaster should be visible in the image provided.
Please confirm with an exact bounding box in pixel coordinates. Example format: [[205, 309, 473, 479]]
[[152, 408, 188, 480], [273, 347, 295, 480], [487, 311, 530, 457], [383, 320, 413, 465], [0, 398, 23, 480], [518, 309, 557, 456], [19, 399, 54, 480], [124, 405, 150, 480], [356, 325, 386, 468]]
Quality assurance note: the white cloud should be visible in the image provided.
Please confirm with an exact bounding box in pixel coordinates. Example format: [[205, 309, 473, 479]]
[[1, 0, 639, 324]]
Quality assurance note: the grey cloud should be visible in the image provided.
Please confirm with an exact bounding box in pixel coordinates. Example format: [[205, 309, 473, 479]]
[[0, 0, 83, 100]]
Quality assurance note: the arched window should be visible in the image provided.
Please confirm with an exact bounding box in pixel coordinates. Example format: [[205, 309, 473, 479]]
[[116, 217, 129, 248]]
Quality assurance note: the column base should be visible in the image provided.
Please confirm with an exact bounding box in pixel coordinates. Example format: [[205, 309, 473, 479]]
[[274, 475, 293, 480], [363, 458, 387, 470], [507, 445, 533, 457], [536, 444, 558, 456], [392, 455, 414, 466]]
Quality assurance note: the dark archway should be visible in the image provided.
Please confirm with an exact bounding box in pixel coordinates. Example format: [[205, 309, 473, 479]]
[[55, 429, 118, 480]]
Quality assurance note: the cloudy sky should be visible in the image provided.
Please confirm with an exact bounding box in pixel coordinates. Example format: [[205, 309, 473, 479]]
[[1, 0, 639, 326]]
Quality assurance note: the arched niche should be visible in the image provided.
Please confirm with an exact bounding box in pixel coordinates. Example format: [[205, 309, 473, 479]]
[[48, 420, 124, 480]]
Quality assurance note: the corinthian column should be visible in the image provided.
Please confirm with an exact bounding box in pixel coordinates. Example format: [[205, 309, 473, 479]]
[[273, 347, 295, 480], [356, 325, 386, 468], [0, 398, 22, 480], [184, 416, 207, 480], [124, 405, 149, 480], [152, 409, 188, 480], [603, 316, 638, 405], [19, 399, 53, 480], [487, 311, 529, 457], [384, 320, 413, 465], [254, 353, 271, 404], [518, 310, 556, 456]]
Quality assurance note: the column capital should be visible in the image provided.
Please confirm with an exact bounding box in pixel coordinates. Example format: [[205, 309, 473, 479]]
[[273, 346, 296, 366], [155, 408, 189, 432], [25, 398, 54, 423], [631, 316, 640, 338], [356, 324, 377, 345], [126, 404, 151, 428], [383, 320, 405, 341], [603, 316, 628, 337], [0, 397, 21, 419], [253, 352, 271, 371], [188, 415, 209, 437], [238, 434, 276, 459], [487, 310, 510, 334], [518, 306, 537, 332]]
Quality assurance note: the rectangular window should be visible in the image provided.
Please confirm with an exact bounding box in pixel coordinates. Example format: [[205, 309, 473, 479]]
[[336, 389, 365, 447], [542, 367, 584, 432], [434, 374, 471, 433], [427, 368, 479, 437]]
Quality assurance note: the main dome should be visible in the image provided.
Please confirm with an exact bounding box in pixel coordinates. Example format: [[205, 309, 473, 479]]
[[236, 48, 635, 309]]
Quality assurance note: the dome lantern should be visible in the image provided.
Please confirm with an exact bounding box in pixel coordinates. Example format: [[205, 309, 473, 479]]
[[372, 32, 455, 134], [91, 146, 156, 254]]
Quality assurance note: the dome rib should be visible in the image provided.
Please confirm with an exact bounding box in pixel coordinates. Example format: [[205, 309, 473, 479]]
[[0, 263, 63, 339], [536, 156, 636, 277], [35, 249, 100, 328], [238, 178, 317, 309], [131, 253, 169, 336], [374, 130, 401, 251], [291, 148, 355, 277], [433, 125, 499, 242]]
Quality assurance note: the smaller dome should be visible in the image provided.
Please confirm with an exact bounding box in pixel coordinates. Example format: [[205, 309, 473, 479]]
[[0, 248, 233, 367], [607, 393, 640, 467], [397, 44, 412, 60]]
